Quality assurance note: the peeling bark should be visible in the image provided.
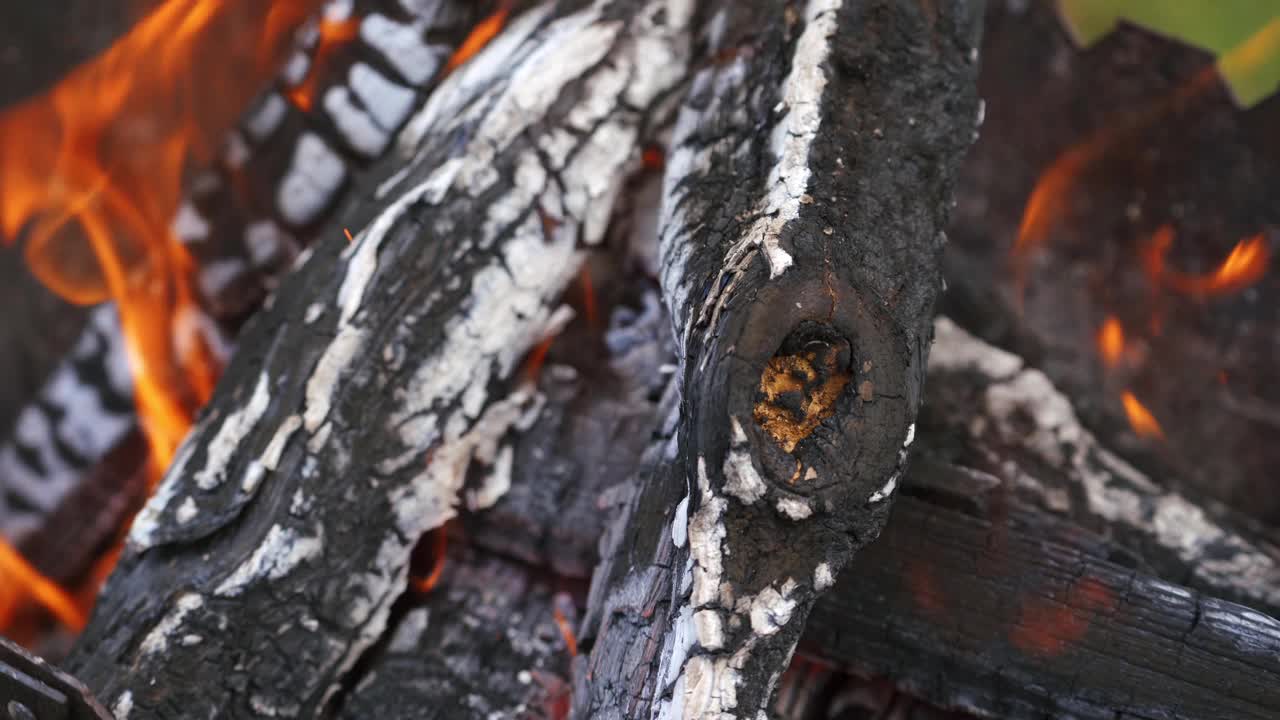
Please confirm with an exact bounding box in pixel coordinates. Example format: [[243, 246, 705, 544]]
[[66, 1, 692, 715], [574, 1, 983, 717]]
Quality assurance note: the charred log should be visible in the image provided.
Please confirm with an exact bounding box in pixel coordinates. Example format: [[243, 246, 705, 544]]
[[64, 1, 693, 715], [574, 1, 983, 717], [333, 545, 579, 720]]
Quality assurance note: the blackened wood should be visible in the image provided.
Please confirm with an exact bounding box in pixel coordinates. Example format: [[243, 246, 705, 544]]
[[65, 2, 693, 716], [468, 284, 674, 579], [334, 546, 577, 719], [924, 317, 1280, 618], [575, 1, 982, 717], [805, 484, 1280, 720]]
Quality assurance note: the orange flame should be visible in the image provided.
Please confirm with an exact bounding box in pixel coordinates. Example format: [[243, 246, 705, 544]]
[[1012, 69, 1214, 270], [0, 0, 321, 470], [1142, 225, 1270, 297], [445, 1, 512, 72], [1121, 390, 1165, 440], [286, 13, 361, 113], [1096, 316, 1125, 369], [0, 537, 84, 633], [0, 0, 322, 632]]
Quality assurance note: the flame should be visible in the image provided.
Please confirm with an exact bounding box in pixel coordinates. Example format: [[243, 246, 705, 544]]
[[0, 0, 322, 633], [446, 2, 512, 72], [0, 537, 84, 633], [1096, 316, 1125, 368], [1121, 390, 1165, 440], [1012, 69, 1214, 273], [286, 12, 360, 113], [1142, 225, 1270, 297]]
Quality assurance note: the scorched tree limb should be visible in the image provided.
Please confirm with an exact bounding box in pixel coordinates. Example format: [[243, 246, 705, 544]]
[[64, 0, 694, 716], [574, 1, 983, 718]]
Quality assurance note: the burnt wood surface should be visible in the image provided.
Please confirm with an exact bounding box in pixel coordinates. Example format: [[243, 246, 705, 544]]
[[64, 1, 693, 716], [574, 1, 983, 717], [444, 310, 1280, 720]]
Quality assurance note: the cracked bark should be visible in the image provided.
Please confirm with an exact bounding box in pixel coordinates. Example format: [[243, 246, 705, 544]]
[[64, 1, 693, 715], [574, 1, 983, 717]]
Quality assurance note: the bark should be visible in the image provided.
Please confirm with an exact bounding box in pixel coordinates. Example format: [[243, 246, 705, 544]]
[[333, 546, 578, 720], [574, 1, 983, 717], [65, 2, 693, 716]]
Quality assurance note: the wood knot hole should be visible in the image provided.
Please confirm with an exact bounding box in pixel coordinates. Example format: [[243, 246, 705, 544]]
[[753, 323, 852, 454]]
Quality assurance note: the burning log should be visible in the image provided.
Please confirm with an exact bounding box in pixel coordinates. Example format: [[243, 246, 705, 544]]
[[62, 0, 693, 715], [574, 0, 982, 717]]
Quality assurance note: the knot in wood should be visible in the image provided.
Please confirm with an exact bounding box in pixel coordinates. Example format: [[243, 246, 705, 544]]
[[753, 323, 852, 456]]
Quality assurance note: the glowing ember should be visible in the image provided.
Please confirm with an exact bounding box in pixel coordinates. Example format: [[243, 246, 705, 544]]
[[286, 11, 361, 112], [1010, 576, 1114, 657], [1121, 390, 1165, 440], [446, 1, 512, 72], [1097, 316, 1125, 369], [410, 527, 448, 594], [1143, 225, 1270, 297], [552, 596, 578, 657], [0, 537, 84, 633]]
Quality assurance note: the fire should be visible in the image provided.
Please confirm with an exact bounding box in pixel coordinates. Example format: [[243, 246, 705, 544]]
[[1142, 225, 1270, 297], [0, 0, 322, 633], [1121, 391, 1165, 440], [1096, 316, 1125, 368], [0, 537, 84, 633], [286, 11, 361, 113], [1012, 69, 1215, 270], [446, 1, 513, 73]]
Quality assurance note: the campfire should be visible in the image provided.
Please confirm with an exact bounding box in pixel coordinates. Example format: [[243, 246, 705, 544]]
[[0, 1, 1277, 718]]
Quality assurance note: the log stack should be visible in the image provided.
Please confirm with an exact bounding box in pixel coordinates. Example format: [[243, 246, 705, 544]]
[[0, 1, 1277, 718]]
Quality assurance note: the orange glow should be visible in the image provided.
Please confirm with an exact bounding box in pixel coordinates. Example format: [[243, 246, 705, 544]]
[[552, 603, 579, 657], [1096, 316, 1125, 369], [641, 145, 665, 170], [343, 227, 354, 243], [524, 335, 555, 382], [286, 13, 360, 112], [1143, 226, 1270, 297], [1010, 577, 1114, 657], [1121, 390, 1165, 440], [410, 527, 449, 594], [445, 1, 512, 72], [0, 537, 84, 632]]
